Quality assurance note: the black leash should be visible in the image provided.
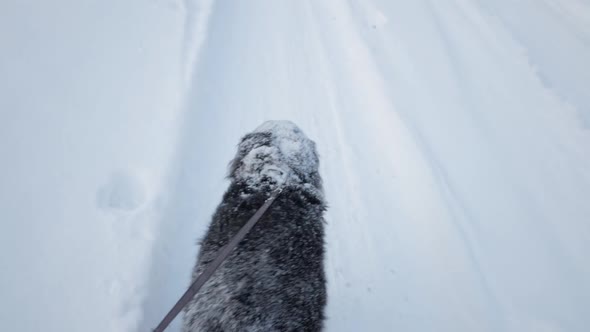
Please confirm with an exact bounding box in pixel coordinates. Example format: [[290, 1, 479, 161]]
[[153, 186, 284, 332]]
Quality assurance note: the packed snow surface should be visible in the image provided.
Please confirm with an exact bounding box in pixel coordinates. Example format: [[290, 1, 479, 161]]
[[1, 0, 589, 331]]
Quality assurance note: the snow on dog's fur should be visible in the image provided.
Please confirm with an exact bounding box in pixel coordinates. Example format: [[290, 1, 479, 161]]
[[183, 121, 327, 332]]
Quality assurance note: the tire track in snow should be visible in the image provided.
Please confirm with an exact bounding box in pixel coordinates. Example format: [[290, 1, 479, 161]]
[[298, 1, 387, 327], [306, 1, 502, 329], [473, 0, 590, 129], [412, 0, 507, 328], [424, 1, 590, 329], [136, 1, 215, 330], [349, 0, 590, 330], [180, 0, 215, 88]]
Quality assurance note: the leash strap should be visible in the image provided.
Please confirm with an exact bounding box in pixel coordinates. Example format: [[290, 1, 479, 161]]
[[153, 187, 283, 332]]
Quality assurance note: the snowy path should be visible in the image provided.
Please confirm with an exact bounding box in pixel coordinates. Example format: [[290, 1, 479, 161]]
[[140, 0, 590, 331], [1, 0, 589, 331]]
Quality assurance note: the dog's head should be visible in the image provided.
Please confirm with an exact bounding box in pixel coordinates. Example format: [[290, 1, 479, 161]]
[[229, 121, 322, 192]]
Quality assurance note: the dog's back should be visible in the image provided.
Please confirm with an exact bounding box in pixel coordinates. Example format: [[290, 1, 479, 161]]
[[183, 121, 327, 332]]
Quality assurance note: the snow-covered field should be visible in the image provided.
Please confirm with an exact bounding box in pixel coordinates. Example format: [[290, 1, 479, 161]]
[[1, 0, 589, 331]]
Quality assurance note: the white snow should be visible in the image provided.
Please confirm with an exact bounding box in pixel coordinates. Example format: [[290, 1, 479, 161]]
[[1, 0, 589, 331]]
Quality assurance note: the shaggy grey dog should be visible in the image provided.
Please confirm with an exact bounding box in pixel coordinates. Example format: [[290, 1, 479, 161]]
[[183, 121, 327, 332]]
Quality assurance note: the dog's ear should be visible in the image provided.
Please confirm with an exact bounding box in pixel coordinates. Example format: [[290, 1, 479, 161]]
[[227, 156, 241, 180], [227, 134, 250, 179], [303, 190, 324, 206], [309, 170, 323, 193]]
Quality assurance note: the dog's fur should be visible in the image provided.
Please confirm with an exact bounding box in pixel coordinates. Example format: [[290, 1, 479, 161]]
[[183, 121, 327, 332]]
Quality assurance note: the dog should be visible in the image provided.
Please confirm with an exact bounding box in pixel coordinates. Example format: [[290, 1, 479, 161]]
[[183, 121, 327, 332]]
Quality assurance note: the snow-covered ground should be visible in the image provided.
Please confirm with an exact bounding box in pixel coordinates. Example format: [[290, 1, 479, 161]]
[[1, 0, 589, 331]]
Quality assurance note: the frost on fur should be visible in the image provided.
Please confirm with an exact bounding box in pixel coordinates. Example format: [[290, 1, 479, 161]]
[[229, 121, 323, 194]]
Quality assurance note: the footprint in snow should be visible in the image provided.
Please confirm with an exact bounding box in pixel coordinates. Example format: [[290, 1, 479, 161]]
[[96, 170, 147, 212]]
